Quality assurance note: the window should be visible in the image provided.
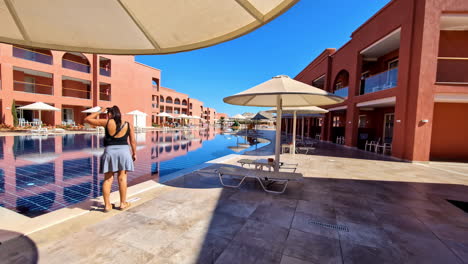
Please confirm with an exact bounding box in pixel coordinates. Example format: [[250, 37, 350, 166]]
[[388, 59, 399, 70], [160, 96, 164, 102], [152, 78, 159, 91], [358, 115, 367, 128], [312, 75, 325, 89], [335, 81, 343, 90]]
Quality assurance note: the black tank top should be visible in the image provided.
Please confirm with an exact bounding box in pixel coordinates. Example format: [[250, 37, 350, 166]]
[[104, 120, 130, 146]]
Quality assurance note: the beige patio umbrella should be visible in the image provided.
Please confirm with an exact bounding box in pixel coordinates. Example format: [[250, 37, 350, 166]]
[[0, 0, 298, 55], [18, 102, 60, 127], [224, 75, 343, 171], [267, 106, 328, 154]]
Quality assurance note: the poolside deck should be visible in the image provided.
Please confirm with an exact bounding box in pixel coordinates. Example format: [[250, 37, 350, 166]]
[[2, 131, 468, 264]]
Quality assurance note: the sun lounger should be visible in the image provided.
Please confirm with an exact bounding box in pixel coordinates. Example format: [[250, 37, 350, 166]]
[[217, 166, 303, 194], [237, 159, 298, 172]]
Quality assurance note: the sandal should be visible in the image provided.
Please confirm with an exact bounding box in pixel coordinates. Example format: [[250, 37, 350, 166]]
[[118, 202, 131, 211]]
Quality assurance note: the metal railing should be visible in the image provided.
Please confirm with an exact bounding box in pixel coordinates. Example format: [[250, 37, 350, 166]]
[[13, 46, 53, 65], [62, 87, 91, 99], [360, 68, 398, 95], [166, 100, 173, 104], [62, 59, 91, 73], [100, 67, 111, 77], [436, 57, 468, 84], [14, 81, 53, 95], [334, 87, 348, 98], [174, 101, 181, 105]]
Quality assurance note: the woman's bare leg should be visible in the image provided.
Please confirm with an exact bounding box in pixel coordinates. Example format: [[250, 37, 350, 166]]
[[103, 172, 114, 210], [117, 170, 128, 208]]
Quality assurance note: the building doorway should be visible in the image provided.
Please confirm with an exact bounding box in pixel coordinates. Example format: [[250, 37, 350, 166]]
[[383, 113, 394, 144], [63, 108, 74, 122]]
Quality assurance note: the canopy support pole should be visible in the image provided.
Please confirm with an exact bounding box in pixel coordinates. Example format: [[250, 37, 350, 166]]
[[292, 110, 297, 155], [302, 116, 305, 139], [274, 95, 282, 172]]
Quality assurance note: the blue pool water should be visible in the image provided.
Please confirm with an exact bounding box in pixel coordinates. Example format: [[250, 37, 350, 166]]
[[0, 130, 267, 217]]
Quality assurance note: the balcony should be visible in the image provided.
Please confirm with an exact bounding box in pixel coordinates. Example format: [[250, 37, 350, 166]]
[[100, 67, 111, 77], [99, 57, 111, 77], [13, 46, 53, 65], [63, 59, 90, 73], [62, 77, 91, 99], [360, 68, 398, 95], [436, 57, 468, 84], [99, 83, 111, 101], [334, 87, 348, 98], [14, 81, 53, 95]]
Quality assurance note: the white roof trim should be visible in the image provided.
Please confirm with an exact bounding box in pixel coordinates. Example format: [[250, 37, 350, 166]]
[[434, 93, 468, 103], [357, 97, 396, 107]]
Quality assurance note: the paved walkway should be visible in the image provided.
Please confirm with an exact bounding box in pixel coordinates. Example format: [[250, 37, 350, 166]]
[[2, 131, 468, 264]]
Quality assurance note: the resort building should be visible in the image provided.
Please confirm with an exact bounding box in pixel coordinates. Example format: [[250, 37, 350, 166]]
[[288, 0, 468, 162], [0, 43, 224, 127]]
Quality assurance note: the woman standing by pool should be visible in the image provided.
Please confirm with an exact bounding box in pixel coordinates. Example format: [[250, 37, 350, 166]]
[[85, 106, 137, 212]]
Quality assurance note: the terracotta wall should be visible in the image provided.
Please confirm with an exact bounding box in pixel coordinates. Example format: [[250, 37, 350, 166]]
[[430, 103, 468, 161]]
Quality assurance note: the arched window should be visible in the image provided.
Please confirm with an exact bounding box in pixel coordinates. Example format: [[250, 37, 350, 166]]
[[160, 96, 164, 102], [62, 52, 90, 73], [333, 70, 350, 98], [166, 97, 173, 104], [174, 98, 181, 105], [182, 100, 188, 106]]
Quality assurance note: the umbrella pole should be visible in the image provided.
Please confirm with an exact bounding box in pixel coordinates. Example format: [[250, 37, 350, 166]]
[[39, 110, 42, 128], [292, 111, 297, 155], [274, 95, 282, 172], [302, 116, 305, 139]]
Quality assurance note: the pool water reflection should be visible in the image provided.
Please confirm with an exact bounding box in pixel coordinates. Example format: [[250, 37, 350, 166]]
[[0, 129, 266, 217]]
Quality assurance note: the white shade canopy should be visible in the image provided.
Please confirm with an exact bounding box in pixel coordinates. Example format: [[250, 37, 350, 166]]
[[127, 110, 148, 116], [267, 106, 329, 114], [18, 102, 60, 111], [223, 75, 343, 107], [232, 114, 246, 120], [174, 114, 190, 119], [157, 112, 173, 117], [82, 106, 102, 113], [0, 0, 298, 55], [187, 115, 201, 119], [223, 75, 344, 171]]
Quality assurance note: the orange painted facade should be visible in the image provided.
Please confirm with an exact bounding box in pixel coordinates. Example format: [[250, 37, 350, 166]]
[[0, 44, 225, 127], [291, 0, 468, 162]]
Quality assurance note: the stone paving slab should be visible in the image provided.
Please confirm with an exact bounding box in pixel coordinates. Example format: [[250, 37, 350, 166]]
[[1, 130, 468, 264]]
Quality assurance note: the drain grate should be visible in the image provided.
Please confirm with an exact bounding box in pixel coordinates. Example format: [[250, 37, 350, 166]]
[[309, 220, 349, 232]]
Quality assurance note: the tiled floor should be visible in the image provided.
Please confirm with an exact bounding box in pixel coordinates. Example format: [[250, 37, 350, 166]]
[[1, 131, 468, 264]]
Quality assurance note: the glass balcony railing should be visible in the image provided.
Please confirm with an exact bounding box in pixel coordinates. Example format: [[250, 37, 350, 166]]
[[99, 67, 111, 77], [62, 59, 90, 73], [166, 100, 173, 104], [361, 68, 398, 95], [14, 81, 53, 95], [13, 47, 53, 65], [334, 87, 348, 98]]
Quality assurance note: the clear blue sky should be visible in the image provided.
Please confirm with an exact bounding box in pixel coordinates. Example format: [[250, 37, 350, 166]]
[[136, 0, 391, 116]]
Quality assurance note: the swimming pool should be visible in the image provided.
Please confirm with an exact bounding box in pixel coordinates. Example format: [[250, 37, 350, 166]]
[[0, 129, 267, 217]]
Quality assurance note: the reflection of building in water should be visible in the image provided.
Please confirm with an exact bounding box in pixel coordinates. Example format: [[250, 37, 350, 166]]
[[0, 130, 216, 217]]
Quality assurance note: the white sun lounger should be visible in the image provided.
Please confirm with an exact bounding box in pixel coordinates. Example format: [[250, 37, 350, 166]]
[[216, 166, 303, 194]]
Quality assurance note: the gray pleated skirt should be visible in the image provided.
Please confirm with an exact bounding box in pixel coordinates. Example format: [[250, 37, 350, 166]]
[[100, 145, 134, 174]]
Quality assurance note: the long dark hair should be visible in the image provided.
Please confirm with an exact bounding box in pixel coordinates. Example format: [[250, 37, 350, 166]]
[[107, 106, 122, 128]]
